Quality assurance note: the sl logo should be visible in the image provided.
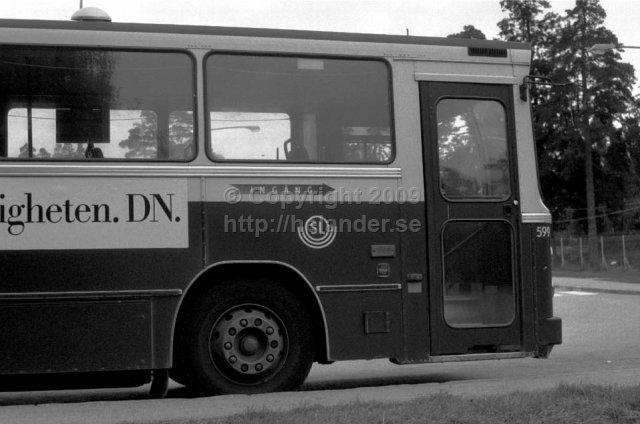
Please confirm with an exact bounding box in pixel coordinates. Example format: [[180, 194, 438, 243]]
[[297, 215, 337, 249]]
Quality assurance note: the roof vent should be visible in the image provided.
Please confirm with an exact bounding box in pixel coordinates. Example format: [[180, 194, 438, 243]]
[[468, 47, 508, 58], [71, 7, 112, 22]]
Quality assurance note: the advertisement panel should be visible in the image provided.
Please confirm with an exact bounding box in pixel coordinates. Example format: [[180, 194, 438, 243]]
[[0, 177, 188, 250]]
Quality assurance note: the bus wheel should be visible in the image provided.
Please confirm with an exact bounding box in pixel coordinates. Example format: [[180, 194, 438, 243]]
[[184, 281, 314, 395]]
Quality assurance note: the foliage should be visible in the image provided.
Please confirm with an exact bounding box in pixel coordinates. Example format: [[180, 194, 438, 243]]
[[119, 110, 194, 159], [17, 142, 85, 159], [447, 24, 487, 39]]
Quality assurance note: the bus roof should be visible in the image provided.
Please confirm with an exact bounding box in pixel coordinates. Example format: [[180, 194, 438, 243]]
[[0, 19, 530, 51]]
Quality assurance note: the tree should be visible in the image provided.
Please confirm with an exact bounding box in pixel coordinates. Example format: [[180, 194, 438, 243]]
[[447, 25, 487, 40], [550, 0, 635, 266], [498, 0, 561, 84], [169, 111, 195, 159], [120, 110, 194, 159], [498, 0, 564, 210], [498, 0, 636, 268], [53, 143, 85, 159], [119, 110, 158, 159]]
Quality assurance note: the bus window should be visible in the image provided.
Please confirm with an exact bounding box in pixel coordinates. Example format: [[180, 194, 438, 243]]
[[206, 54, 393, 163], [0, 47, 195, 161]]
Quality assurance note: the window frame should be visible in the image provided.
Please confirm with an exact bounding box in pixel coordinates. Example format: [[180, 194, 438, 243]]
[[203, 51, 395, 165], [0, 45, 198, 163]]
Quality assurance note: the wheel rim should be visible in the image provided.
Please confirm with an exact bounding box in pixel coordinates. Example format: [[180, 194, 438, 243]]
[[209, 304, 287, 385]]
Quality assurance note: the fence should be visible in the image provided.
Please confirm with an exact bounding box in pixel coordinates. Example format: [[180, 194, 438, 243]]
[[551, 234, 640, 269]]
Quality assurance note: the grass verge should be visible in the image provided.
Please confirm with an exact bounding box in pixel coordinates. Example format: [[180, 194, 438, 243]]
[[146, 383, 640, 424]]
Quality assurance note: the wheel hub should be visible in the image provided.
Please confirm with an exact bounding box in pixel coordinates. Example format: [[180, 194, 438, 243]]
[[211, 306, 285, 377], [240, 334, 260, 355]]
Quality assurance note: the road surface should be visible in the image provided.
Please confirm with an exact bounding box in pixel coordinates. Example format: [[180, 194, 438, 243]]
[[0, 290, 638, 423]]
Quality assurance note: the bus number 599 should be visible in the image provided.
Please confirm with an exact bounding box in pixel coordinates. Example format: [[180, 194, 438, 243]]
[[536, 226, 551, 238]]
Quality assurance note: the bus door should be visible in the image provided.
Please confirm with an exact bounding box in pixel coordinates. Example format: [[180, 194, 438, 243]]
[[420, 82, 522, 355]]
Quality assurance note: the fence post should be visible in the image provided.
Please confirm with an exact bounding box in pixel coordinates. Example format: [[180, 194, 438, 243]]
[[560, 237, 566, 268], [600, 235, 609, 270], [622, 234, 632, 270], [579, 237, 584, 268]]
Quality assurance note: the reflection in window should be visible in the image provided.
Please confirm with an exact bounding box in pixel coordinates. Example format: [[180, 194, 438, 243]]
[[206, 54, 393, 163], [0, 47, 194, 161], [443, 221, 514, 327], [169, 111, 195, 159], [342, 127, 392, 162], [7, 108, 195, 161], [8, 109, 166, 159], [210, 112, 290, 160], [437, 99, 510, 199]]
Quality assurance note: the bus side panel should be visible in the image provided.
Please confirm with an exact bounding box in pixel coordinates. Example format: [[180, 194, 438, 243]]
[[518, 222, 538, 353], [0, 301, 152, 373], [0, 202, 203, 374], [530, 223, 561, 352], [397, 201, 430, 363], [206, 200, 405, 361], [515, 222, 560, 356], [316, 291, 402, 359]]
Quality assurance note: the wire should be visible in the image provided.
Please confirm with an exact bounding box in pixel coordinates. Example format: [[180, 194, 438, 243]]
[[554, 205, 640, 223]]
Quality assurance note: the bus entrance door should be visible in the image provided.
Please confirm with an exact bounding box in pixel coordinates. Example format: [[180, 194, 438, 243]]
[[420, 82, 522, 356]]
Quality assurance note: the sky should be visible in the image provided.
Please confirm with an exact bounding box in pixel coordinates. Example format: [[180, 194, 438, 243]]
[[2, 1, 640, 84]]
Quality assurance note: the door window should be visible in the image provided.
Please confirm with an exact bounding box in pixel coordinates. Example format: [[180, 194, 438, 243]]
[[442, 221, 515, 327], [437, 99, 510, 200]]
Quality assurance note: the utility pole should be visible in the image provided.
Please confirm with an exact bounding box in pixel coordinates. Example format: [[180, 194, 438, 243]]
[[580, 57, 598, 268], [578, 11, 598, 268]]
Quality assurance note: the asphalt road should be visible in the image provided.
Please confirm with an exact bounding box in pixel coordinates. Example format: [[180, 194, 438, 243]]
[[0, 290, 639, 423], [305, 289, 640, 388]]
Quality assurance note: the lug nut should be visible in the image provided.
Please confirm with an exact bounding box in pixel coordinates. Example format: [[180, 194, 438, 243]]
[[266, 354, 274, 362], [240, 319, 248, 327], [229, 355, 237, 364], [224, 342, 232, 350], [266, 327, 274, 335], [229, 328, 237, 336], [241, 364, 248, 372], [270, 341, 279, 348], [254, 318, 262, 326], [255, 363, 263, 371]]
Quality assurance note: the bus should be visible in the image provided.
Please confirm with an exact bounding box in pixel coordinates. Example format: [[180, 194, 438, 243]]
[[0, 7, 561, 396]]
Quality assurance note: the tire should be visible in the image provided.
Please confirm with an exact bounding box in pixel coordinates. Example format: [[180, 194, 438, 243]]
[[149, 369, 169, 398], [168, 365, 190, 387], [180, 280, 314, 395]]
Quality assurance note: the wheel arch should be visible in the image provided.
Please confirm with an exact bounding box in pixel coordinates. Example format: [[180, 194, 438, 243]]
[[172, 261, 330, 364]]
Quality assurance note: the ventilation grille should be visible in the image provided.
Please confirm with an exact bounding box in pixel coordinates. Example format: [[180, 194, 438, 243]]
[[468, 47, 508, 58]]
